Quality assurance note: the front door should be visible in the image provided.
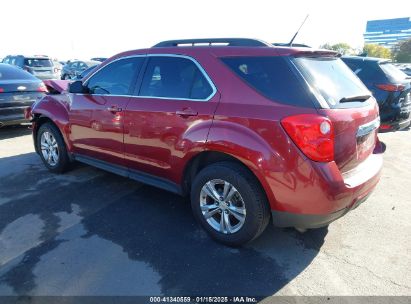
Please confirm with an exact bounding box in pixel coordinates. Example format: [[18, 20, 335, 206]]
[[69, 56, 145, 167]]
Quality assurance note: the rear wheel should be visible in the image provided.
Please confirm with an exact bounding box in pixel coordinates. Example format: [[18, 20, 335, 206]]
[[191, 162, 270, 246], [37, 122, 71, 173]]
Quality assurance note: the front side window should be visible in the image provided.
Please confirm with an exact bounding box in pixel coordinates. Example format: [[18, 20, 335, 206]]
[[86, 57, 144, 95], [139, 56, 213, 100]]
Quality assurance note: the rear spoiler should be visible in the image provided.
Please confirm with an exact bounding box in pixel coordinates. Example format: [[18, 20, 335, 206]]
[[293, 49, 340, 57], [43, 80, 69, 94]]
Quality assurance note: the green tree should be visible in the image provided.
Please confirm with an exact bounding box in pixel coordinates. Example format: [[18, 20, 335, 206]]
[[319, 42, 354, 55], [362, 44, 391, 59], [393, 38, 411, 63]]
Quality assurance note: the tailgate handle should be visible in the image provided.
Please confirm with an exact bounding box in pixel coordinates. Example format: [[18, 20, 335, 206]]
[[357, 117, 380, 137]]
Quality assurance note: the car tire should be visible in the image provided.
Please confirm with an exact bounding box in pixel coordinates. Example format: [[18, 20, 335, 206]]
[[191, 161, 270, 247], [37, 122, 71, 173]]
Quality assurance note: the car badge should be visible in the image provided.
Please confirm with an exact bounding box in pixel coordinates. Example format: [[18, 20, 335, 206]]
[[17, 86, 27, 91]]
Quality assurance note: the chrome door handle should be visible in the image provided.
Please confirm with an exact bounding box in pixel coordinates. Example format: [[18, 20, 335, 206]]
[[107, 106, 122, 113], [176, 109, 198, 117]]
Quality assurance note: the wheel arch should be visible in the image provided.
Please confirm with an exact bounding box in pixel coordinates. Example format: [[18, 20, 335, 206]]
[[31, 96, 71, 154], [182, 150, 275, 209], [32, 114, 70, 156]]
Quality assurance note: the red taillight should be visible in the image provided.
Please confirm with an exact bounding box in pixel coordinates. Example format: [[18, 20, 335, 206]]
[[379, 124, 392, 131], [281, 114, 334, 162], [0, 88, 4, 93], [375, 83, 405, 92], [37, 83, 48, 93]]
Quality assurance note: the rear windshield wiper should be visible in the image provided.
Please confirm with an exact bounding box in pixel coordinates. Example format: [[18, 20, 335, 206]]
[[339, 95, 371, 103]]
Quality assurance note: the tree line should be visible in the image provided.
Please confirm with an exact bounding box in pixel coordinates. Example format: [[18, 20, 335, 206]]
[[319, 38, 411, 62]]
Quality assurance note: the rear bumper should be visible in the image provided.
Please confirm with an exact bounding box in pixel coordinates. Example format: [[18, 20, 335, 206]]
[[272, 190, 373, 229], [268, 150, 383, 229], [0, 110, 30, 127], [380, 117, 411, 132], [32, 74, 59, 80]]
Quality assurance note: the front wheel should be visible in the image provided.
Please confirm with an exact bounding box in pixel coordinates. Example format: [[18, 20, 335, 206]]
[[191, 162, 270, 247], [37, 122, 71, 173]]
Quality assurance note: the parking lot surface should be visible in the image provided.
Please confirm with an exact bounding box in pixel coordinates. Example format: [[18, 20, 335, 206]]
[[0, 125, 410, 297]]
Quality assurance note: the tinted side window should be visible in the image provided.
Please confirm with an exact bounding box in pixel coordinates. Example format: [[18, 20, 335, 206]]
[[86, 57, 144, 95], [221, 56, 314, 107], [139, 56, 213, 100]]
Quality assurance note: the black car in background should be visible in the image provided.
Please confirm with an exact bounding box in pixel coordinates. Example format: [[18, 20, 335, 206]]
[[61, 60, 99, 80], [2, 55, 58, 80], [0, 63, 47, 127], [342, 56, 411, 131]]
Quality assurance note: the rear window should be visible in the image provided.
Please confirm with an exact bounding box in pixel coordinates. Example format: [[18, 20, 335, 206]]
[[0, 64, 37, 80], [379, 62, 408, 81], [293, 57, 370, 108], [24, 58, 53, 68], [343, 59, 382, 81], [221, 56, 314, 107]]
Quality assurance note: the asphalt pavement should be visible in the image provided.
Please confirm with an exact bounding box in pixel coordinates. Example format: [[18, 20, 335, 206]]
[[0, 125, 410, 298]]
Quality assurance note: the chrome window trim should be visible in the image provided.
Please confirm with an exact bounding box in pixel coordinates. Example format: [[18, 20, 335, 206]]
[[79, 54, 217, 102]]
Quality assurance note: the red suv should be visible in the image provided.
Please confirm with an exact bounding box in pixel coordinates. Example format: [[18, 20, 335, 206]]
[[28, 38, 383, 246]]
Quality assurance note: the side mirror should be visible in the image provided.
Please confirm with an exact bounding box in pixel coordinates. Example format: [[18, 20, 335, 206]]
[[68, 80, 87, 94]]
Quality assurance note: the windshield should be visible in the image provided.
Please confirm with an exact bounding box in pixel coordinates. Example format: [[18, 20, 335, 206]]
[[379, 62, 408, 81], [24, 58, 53, 68], [293, 57, 371, 108]]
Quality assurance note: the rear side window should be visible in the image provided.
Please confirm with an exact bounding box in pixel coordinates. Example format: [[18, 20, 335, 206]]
[[86, 57, 144, 95], [24, 58, 53, 68], [221, 56, 314, 107], [293, 57, 370, 108], [139, 56, 214, 100]]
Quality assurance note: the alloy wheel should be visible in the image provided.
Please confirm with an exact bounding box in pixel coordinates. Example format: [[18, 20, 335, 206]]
[[40, 131, 59, 166], [199, 179, 246, 234]]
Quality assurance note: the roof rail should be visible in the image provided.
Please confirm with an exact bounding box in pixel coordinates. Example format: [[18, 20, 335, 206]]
[[272, 43, 311, 48], [153, 38, 271, 48]]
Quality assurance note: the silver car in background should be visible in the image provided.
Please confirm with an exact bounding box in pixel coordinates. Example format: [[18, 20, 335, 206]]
[[2, 55, 59, 80]]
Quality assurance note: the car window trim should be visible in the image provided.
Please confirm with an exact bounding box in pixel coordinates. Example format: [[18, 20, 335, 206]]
[[135, 54, 217, 102], [79, 55, 146, 97], [80, 54, 217, 102]]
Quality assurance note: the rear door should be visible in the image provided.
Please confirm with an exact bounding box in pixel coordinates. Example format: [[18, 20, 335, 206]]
[[124, 55, 219, 183], [293, 56, 380, 172]]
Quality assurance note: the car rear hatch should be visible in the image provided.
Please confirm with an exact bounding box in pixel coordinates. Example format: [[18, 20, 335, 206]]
[[0, 80, 45, 121], [24, 58, 55, 79], [378, 62, 411, 119], [292, 55, 380, 173]]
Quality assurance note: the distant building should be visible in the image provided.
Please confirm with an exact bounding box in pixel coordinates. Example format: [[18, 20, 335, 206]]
[[364, 17, 411, 49]]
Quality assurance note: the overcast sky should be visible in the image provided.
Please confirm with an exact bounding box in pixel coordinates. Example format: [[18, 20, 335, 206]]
[[1, 0, 410, 60]]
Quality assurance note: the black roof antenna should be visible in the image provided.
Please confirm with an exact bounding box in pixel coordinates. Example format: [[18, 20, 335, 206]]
[[288, 14, 309, 47]]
